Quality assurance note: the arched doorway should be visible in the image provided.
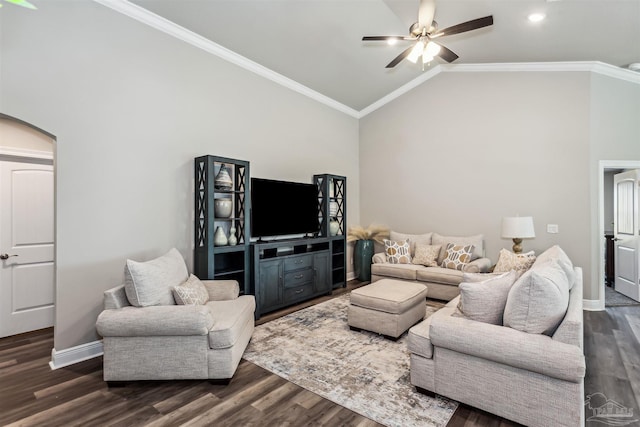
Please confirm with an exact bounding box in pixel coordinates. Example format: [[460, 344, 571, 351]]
[[0, 114, 56, 337]]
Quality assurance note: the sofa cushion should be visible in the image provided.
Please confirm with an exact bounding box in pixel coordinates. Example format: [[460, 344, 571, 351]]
[[408, 303, 458, 359], [412, 243, 441, 267], [440, 243, 475, 271], [416, 267, 463, 285], [432, 233, 484, 263], [390, 231, 432, 256], [384, 239, 412, 264], [371, 263, 420, 280], [455, 270, 519, 325], [124, 248, 188, 307], [207, 295, 256, 349], [494, 249, 536, 273], [533, 245, 575, 288], [503, 260, 570, 335], [173, 275, 209, 305]]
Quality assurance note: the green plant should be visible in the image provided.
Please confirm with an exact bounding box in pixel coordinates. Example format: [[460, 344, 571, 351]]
[[346, 224, 389, 243]]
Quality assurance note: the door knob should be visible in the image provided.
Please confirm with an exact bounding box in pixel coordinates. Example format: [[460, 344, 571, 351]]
[[0, 254, 18, 260]]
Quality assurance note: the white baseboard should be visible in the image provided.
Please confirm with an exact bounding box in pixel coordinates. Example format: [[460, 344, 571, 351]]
[[347, 272, 356, 282], [49, 340, 103, 370], [583, 298, 605, 311]]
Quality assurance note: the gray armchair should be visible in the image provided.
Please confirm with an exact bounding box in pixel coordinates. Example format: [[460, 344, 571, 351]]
[[96, 249, 255, 384]]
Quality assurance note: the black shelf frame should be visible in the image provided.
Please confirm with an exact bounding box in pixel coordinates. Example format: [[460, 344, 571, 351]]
[[194, 155, 251, 295], [314, 174, 347, 288]]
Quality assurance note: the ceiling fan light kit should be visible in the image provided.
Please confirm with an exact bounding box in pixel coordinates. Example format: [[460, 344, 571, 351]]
[[362, 0, 493, 69]]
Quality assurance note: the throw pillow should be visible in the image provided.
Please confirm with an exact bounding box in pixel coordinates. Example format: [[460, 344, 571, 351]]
[[440, 243, 475, 271], [494, 249, 536, 273], [390, 231, 432, 256], [455, 270, 519, 325], [384, 239, 412, 264], [503, 260, 570, 335], [412, 243, 441, 267], [124, 248, 188, 307], [432, 233, 484, 264], [173, 274, 209, 305], [533, 245, 575, 288]]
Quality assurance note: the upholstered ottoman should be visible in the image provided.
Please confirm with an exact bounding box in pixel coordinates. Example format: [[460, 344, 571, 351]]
[[348, 279, 428, 339]]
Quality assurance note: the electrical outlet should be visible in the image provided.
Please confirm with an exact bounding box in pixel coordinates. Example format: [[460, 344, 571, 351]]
[[547, 224, 559, 234]]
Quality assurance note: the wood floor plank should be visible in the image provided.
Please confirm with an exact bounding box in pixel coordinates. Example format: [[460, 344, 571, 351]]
[[145, 393, 220, 427], [251, 381, 300, 412], [612, 328, 640, 413], [180, 375, 284, 425], [291, 388, 326, 409]]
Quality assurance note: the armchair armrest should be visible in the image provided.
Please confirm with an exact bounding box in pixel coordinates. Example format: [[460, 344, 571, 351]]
[[202, 280, 240, 301], [96, 305, 213, 337], [429, 313, 585, 383], [463, 257, 492, 273], [372, 252, 387, 264]]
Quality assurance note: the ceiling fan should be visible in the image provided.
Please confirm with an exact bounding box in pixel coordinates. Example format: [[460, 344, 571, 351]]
[[363, 0, 493, 68]]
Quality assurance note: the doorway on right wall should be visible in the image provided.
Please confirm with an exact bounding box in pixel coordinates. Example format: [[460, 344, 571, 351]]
[[603, 167, 640, 307]]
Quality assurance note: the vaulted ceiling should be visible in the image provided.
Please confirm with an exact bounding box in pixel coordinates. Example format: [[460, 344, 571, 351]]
[[127, 0, 640, 111]]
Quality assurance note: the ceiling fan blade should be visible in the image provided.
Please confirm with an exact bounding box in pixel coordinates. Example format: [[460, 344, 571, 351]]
[[362, 36, 412, 41], [432, 15, 493, 38], [436, 44, 459, 63], [418, 0, 436, 30], [386, 45, 415, 68]]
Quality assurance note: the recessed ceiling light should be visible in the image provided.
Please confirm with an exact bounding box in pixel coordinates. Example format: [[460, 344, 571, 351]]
[[528, 13, 546, 23]]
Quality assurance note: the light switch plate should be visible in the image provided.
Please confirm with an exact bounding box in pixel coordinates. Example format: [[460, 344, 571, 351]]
[[547, 224, 559, 234]]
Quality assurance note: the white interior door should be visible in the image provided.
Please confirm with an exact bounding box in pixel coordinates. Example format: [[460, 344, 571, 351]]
[[613, 169, 640, 302], [0, 158, 54, 338]]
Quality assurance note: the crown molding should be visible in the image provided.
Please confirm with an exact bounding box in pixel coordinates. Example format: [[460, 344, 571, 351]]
[[358, 61, 640, 118], [91, 1, 639, 120], [92, 0, 360, 118]]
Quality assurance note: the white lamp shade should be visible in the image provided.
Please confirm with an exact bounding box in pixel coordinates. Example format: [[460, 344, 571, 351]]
[[501, 216, 535, 239]]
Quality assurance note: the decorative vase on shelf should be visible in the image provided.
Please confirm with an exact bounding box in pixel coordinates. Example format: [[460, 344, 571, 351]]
[[214, 164, 233, 190], [214, 198, 232, 218], [228, 226, 238, 246], [329, 201, 338, 217], [214, 226, 228, 246], [329, 219, 340, 236], [353, 239, 374, 282]]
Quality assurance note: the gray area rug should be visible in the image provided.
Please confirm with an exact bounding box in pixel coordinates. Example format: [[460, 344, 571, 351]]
[[605, 285, 640, 307], [243, 294, 458, 427]]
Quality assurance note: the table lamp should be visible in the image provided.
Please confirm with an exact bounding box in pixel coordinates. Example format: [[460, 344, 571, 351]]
[[501, 216, 535, 253]]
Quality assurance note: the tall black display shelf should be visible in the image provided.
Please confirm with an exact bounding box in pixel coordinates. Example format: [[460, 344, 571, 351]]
[[194, 155, 251, 295], [314, 174, 347, 289]]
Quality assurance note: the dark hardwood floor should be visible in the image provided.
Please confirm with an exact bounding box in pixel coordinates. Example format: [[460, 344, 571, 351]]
[[1, 281, 636, 427]]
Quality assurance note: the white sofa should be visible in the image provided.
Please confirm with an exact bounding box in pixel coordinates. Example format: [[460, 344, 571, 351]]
[[408, 246, 585, 427], [371, 231, 492, 301]]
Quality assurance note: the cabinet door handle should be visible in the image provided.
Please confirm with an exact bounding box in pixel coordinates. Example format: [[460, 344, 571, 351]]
[[295, 260, 303, 264], [294, 274, 304, 279], [295, 288, 304, 294]]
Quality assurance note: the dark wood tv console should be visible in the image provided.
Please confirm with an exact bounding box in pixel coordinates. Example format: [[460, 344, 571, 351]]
[[251, 237, 332, 318]]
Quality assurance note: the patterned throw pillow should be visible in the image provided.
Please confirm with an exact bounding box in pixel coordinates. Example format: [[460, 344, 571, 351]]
[[412, 243, 441, 267], [384, 239, 412, 264], [494, 249, 536, 273], [173, 274, 209, 305], [441, 243, 475, 270]]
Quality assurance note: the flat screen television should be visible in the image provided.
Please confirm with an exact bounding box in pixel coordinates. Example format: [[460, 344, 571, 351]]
[[251, 178, 319, 239]]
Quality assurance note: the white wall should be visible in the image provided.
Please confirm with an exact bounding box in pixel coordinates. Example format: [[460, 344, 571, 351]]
[[0, 2, 359, 351], [360, 71, 593, 294]]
